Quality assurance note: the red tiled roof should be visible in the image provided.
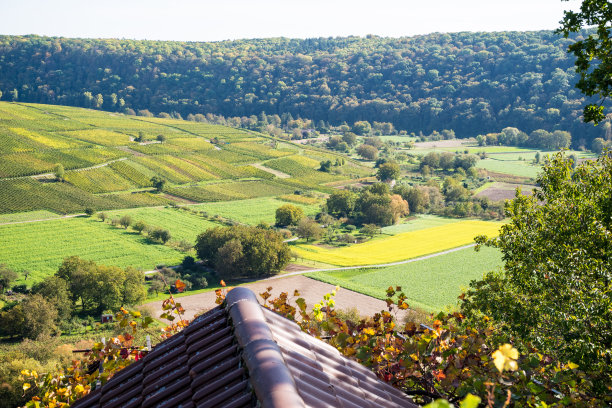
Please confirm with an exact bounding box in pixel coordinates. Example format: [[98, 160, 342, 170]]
[[72, 287, 418, 408]]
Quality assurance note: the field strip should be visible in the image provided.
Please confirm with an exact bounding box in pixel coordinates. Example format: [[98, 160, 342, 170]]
[[267, 244, 477, 280], [291, 220, 503, 266], [0, 157, 128, 181], [251, 163, 290, 178]]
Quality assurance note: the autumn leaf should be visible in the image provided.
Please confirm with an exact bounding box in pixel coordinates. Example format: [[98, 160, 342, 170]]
[[175, 279, 186, 293], [220, 280, 226, 287], [492, 344, 519, 372]]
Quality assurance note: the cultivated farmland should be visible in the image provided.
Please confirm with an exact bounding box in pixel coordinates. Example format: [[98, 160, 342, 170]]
[[0, 102, 364, 215], [191, 196, 321, 225], [291, 220, 503, 266], [307, 246, 503, 312], [0, 216, 186, 284]]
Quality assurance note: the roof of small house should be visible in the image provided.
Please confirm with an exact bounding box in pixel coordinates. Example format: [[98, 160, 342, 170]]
[[72, 287, 418, 408]]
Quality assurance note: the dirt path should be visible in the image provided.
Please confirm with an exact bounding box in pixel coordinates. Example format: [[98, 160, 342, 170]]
[[251, 163, 290, 178], [144, 275, 408, 322], [143, 245, 478, 321], [0, 213, 84, 226]]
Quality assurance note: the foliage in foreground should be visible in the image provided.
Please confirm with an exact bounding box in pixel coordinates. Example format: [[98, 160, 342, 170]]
[[248, 286, 607, 406], [21, 282, 188, 407], [463, 152, 612, 394]]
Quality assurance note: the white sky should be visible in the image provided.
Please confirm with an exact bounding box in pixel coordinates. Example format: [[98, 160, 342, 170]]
[[0, 0, 583, 41]]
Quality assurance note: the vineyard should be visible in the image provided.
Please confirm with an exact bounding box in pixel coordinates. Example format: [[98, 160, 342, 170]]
[[0, 101, 363, 215]]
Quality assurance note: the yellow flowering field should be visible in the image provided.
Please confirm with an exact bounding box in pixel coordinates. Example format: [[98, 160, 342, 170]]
[[293, 220, 504, 266]]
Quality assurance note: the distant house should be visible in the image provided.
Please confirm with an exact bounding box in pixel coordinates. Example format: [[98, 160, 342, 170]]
[[100, 314, 113, 324], [72, 287, 417, 408]]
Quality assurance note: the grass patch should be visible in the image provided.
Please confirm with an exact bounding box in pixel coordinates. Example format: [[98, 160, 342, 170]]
[[0, 217, 185, 284], [307, 246, 503, 312], [191, 196, 320, 225], [476, 158, 541, 178], [109, 206, 219, 242], [381, 215, 461, 235], [0, 210, 61, 223]]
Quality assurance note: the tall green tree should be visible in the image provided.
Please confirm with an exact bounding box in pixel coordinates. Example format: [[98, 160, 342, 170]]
[[195, 225, 290, 279], [559, 0, 612, 123], [463, 152, 612, 389], [376, 161, 400, 182], [0, 264, 18, 293]]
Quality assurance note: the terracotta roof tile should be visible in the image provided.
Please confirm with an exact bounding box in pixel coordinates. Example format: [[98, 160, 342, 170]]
[[72, 287, 418, 408]]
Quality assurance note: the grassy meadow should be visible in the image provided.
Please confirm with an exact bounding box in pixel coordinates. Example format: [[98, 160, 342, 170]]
[[0, 216, 186, 284], [191, 196, 321, 225], [307, 246, 503, 312]]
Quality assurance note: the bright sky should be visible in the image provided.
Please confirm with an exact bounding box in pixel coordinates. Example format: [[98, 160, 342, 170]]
[[0, 0, 583, 41]]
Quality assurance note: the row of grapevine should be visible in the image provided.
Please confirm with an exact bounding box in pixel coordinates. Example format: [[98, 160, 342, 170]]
[[64, 166, 135, 194], [108, 160, 155, 187], [0, 178, 172, 214]]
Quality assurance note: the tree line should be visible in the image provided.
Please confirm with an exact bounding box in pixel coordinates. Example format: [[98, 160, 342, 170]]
[[0, 31, 609, 147], [0, 257, 146, 340]]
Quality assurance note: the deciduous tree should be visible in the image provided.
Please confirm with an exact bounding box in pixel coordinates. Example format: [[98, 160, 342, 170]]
[[559, 0, 612, 123], [275, 204, 304, 227], [463, 152, 612, 390]]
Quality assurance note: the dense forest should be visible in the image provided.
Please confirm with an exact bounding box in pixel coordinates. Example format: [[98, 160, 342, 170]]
[[0, 31, 609, 147]]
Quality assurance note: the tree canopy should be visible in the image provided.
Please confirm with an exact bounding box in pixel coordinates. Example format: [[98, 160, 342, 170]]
[[559, 0, 612, 123], [463, 152, 612, 391], [195, 225, 291, 279], [0, 31, 609, 145]]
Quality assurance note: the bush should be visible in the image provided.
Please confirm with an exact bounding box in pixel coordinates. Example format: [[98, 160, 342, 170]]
[[181, 256, 196, 270], [119, 215, 132, 229], [150, 228, 171, 244], [275, 204, 304, 227]]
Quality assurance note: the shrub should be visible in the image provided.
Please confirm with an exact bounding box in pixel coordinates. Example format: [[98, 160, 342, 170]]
[[150, 228, 171, 244]]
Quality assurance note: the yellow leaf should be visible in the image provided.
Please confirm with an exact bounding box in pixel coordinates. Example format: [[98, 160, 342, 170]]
[[363, 328, 376, 335], [23, 383, 31, 391], [567, 362, 579, 370], [492, 344, 519, 372]]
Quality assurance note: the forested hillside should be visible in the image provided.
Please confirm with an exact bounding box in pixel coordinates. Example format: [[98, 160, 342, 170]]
[[0, 31, 608, 146]]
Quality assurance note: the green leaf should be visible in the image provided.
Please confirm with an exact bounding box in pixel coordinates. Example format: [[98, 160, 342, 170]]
[[423, 400, 453, 408], [459, 394, 481, 408]]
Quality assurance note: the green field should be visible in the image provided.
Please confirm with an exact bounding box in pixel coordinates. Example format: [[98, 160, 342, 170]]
[[109, 207, 220, 242], [381, 214, 461, 235], [307, 246, 503, 312], [191, 197, 321, 225], [476, 158, 542, 178], [0, 210, 62, 224], [0, 217, 185, 284]]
